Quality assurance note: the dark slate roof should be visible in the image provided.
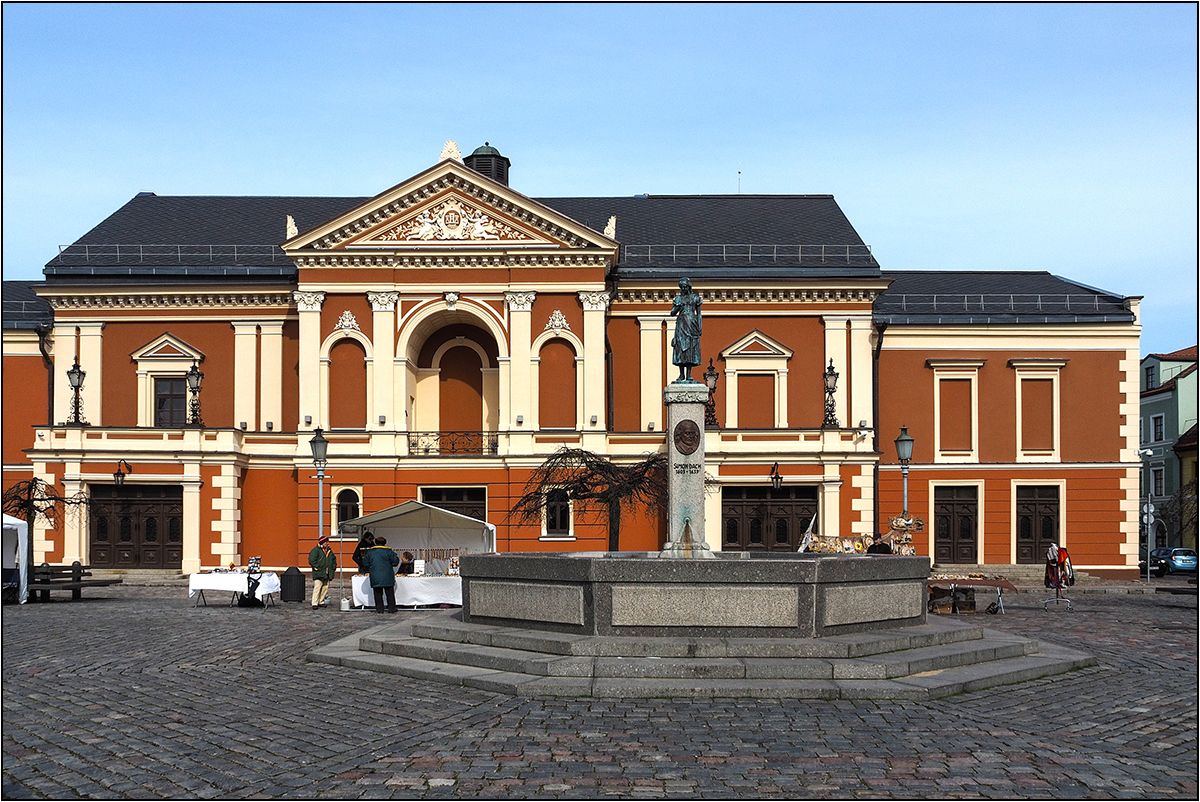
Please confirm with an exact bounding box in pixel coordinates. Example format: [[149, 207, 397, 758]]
[[2, 281, 54, 329], [875, 271, 1135, 325], [45, 193, 877, 280], [544, 195, 878, 277], [45, 194, 364, 280]]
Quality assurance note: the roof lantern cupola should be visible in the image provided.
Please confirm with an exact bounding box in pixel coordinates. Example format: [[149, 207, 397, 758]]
[[464, 142, 511, 186]]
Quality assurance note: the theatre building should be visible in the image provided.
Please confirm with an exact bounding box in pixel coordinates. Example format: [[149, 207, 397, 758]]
[[1, 142, 1144, 578]]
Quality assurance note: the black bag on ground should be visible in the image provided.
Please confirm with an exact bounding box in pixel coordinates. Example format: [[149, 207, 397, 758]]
[[237, 574, 265, 607]]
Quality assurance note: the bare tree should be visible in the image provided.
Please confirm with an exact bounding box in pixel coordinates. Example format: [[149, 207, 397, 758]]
[[507, 448, 668, 551], [1160, 478, 1198, 549], [2, 477, 87, 529]]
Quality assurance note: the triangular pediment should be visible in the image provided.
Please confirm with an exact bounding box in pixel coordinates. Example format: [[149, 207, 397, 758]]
[[721, 330, 793, 360], [282, 158, 618, 254], [131, 333, 205, 362]]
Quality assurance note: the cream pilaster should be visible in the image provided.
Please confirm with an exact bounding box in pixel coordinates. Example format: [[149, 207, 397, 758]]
[[819, 465, 843, 539], [367, 291, 399, 430], [822, 315, 849, 427], [294, 291, 325, 429], [232, 322, 259, 429], [182, 476, 203, 575], [638, 316, 668, 430], [578, 291, 610, 438], [77, 322, 105, 425], [51, 324, 75, 424], [210, 464, 242, 564], [259, 321, 284, 431], [848, 316, 874, 429], [505, 291, 536, 427], [60, 470, 85, 563]]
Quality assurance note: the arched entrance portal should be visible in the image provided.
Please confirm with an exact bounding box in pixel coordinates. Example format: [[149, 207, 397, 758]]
[[410, 323, 500, 454]]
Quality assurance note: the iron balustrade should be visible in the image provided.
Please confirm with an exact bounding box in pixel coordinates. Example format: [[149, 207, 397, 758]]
[[620, 244, 875, 265], [407, 431, 500, 456], [54, 244, 285, 264]]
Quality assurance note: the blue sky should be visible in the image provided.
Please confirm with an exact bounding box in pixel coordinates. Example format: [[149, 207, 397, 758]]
[[3, 3, 1195, 355]]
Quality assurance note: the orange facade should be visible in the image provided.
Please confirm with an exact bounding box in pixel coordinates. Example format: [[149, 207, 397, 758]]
[[2, 152, 1141, 579]]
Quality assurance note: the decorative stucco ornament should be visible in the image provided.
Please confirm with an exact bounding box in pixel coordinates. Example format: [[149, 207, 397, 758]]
[[444, 292, 459, 310], [286, 215, 298, 239], [578, 290, 611, 312], [337, 310, 360, 332], [366, 291, 399, 312], [505, 291, 536, 312], [440, 140, 463, 163], [604, 215, 616, 239], [293, 291, 326, 312], [546, 310, 571, 332], [371, 197, 528, 243]]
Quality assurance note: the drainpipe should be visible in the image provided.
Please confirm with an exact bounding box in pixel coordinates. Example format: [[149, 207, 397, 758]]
[[872, 320, 888, 535], [36, 324, 53, 425]]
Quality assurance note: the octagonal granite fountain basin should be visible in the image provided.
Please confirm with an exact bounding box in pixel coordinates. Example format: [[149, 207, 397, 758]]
[[460, 551, 930, 639]]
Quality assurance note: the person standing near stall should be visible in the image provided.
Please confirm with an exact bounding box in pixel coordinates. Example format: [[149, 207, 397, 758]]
[[365, 536, 400, 613], [352, 531, 375, 574], [308, 533, 337, 610]]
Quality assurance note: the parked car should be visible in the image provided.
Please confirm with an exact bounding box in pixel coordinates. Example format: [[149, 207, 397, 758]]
[[1147, 547, 1197, 577]]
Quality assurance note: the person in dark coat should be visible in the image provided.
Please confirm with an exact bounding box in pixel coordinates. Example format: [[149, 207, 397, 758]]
[[398, 551, 415, 575], [352, 531, 375, 574], [364, 535, 400, 613]]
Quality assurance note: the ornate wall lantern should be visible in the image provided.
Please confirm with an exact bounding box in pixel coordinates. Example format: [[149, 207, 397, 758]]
[[66, 357, 87, 425], [113, 460, 133, 486], [186, 361, 204, 426], [769, 462, 783, 491], [822, 359, 839, 427]]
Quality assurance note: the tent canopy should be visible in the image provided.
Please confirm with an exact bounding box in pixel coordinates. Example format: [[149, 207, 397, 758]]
[[339, 500, 495, 555], [3, 513, 30, 604]]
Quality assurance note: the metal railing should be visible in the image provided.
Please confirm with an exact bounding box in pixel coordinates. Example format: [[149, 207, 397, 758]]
[[621, 244, 875, 264], [407, 431, 500, 456], [54, 244, 286, 263], [874, 294, 1124, 313]]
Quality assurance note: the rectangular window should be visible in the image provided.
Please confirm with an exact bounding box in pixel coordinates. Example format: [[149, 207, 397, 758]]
[[154, 378, 187, 427], [1152, 415, 1165, 442], [1152, 468, 1164, 497], [938, 379, 973, 452], [1145, 364, 1157, 389], [421, 487, 486, 521]]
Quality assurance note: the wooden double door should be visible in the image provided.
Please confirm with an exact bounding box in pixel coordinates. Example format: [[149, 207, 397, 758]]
[[722, 486, 818, 552], [934, 486, 977, 564], [90, 485, 183, 569], [1016, 485, 1060, 563]]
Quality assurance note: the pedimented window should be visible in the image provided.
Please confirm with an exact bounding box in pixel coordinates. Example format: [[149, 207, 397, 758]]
[[130, 334, 205, 428]]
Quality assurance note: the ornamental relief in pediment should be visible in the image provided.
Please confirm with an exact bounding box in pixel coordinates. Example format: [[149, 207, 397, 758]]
[[345, 194, 553, 248]]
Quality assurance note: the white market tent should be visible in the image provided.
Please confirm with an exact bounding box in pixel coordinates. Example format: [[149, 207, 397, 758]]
[[339, 501, 496, 568], [3, 513, 30, 604]]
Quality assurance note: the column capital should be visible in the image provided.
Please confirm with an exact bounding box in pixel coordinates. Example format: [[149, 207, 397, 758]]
[[578, 290, 611, 312], [293, 290, 326, 312], [505, 291, 536, 312], [367, 291, 399, 312]]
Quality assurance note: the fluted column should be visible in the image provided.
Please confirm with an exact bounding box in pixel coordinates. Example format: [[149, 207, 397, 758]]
[[294, 291, 325, 430]]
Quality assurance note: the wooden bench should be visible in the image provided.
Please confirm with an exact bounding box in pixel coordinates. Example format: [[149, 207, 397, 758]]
[[30, 561, 123, 602]]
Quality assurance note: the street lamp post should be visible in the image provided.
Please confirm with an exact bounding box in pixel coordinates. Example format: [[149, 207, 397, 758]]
[[309, 427, 337, 601], [1138, 448, 1154, 582], [66, 357, 87, 425], [894, 425, 915, 517]]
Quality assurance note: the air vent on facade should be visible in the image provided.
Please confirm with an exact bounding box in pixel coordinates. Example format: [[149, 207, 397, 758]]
[[464, 142, 511, 186]]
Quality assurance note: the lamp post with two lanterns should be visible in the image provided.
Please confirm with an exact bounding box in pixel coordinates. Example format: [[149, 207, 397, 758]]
[[66, 357, 87, 425]]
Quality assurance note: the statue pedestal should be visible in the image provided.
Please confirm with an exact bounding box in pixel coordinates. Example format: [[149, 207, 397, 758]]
[[661, 380, 714, 558]]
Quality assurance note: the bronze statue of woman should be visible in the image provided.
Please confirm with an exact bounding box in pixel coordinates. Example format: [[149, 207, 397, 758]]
[[670, 277, 702, 381]]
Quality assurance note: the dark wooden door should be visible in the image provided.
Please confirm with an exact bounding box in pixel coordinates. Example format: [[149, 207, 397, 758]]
[[1016, 485, 1060, 563], [90, 486, 183, 569], [721, 486, 818, 552], [934, 486, 977, 564]]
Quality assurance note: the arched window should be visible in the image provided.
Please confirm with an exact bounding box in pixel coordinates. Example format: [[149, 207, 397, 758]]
[[337, 489, 360, 526]]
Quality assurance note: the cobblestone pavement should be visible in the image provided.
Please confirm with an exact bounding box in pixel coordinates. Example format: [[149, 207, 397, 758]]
[[2, 585, 1195, 799]]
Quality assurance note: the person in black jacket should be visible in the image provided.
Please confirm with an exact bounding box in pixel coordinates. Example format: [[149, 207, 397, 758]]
[[352, 531, 375, 574], [364, 536, 400, 613], [866, 533, 893, 555]]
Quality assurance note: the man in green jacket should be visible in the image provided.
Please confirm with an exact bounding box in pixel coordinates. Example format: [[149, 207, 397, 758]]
[[365, 535, 401, 613], [308, 533, 337, 610]]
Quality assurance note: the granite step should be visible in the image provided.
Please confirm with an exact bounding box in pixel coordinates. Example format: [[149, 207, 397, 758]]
[[308, 613, 1094, 698]]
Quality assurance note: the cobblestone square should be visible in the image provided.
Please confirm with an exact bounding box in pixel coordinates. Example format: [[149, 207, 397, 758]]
[[2, 585, 1195, 798]]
